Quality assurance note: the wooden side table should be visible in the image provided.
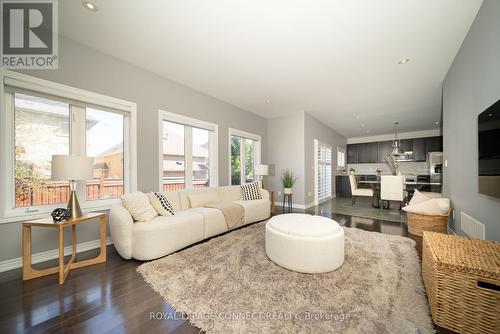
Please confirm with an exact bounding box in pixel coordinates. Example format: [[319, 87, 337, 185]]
[[282, 193, 293, 213], [23, 213, 107, 285], [269, 190, 276, 214]]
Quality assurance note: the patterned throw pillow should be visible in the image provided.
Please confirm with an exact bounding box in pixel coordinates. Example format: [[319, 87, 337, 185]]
[[149, 192, 175, 216], [241, 182, 262, 201]]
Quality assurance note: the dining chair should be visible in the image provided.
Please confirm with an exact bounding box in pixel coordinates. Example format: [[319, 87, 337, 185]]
[[380, 175, 404, 210], [349, 175, 374, 206]]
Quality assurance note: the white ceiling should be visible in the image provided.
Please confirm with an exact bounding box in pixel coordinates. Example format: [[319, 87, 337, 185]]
[[59, 0, 482, 138]]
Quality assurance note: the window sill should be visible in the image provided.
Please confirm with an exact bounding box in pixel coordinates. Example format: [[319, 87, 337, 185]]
[[0, 199, 120, 224]]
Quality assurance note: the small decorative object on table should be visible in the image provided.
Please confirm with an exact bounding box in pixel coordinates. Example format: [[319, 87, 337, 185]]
[[349, 167, 356, 175], [51, 208, 72, 223]]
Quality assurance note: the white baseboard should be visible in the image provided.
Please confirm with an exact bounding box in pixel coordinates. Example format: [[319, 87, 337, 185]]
[[0, 237, 113, 273], [447, 226, 457, 236], [286, 202, 316, 210]]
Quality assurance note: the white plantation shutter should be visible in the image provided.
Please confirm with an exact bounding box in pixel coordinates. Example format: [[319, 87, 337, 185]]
[[317, 142, 332, 201], [337, 147, 345, 169]]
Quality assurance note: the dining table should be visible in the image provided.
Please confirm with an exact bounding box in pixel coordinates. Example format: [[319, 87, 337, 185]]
[[357, 180, 442, 208]]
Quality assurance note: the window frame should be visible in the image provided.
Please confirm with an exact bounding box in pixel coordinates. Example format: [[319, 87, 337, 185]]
[[228, 128, 261, 186], [158, 110, 219, 191], [337, 146, 346, 170], [0, 70, 137, 223], [314, 139, 333, 205]]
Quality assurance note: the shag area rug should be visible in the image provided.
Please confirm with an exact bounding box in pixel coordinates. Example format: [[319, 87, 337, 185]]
[[138, 221, 434, 333]]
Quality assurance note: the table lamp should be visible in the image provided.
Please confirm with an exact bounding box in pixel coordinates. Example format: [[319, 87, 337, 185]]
[[51, 155, 94, 220], [255, 164, 270, 189]]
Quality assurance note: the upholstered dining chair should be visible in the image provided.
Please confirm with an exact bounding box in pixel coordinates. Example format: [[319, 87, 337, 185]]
[[380, 175, 404, 210], [349, 175, 374, 206]]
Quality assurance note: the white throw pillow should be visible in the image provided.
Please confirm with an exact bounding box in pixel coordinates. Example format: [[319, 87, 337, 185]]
[[149, 192, 175, 216], [241, 182, 262, 200], [436, 198, 451, 215], [121, 192, 158, 222], [409, 189, 430, 206], [403, 198, 447, 216], [188, 192, 221, 208]]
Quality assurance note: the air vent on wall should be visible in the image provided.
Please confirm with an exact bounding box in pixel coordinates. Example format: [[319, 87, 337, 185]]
[[461, 212, 485, 240]]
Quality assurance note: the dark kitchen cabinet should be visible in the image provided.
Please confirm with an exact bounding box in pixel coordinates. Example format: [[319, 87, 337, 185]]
[[426, 136, 442, 152], [347, 144, 359, 164], [358, 142, 378, 163], [413, 136, 443, 161], [347, 136, 442, 164], [400, 139, 413, 152], [377, 141, 393, 162], [413, 138, 426, 162], [335, 175, 351, 197]]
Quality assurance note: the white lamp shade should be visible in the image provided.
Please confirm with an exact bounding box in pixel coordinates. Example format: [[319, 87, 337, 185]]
[[255, 164, 269, 176], [51, 155, 94, 181]]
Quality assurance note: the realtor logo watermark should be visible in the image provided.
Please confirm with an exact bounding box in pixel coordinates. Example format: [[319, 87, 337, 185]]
[[1, 0, 58, 69]]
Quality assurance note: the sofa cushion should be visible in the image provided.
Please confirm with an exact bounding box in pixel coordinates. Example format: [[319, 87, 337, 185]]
[[188, 192, 221, 208], [409, 189, 429, 206], [149, 192, 175, 216], [159, 191, 182, 211], [132, 211, 204, 260], [241, 182, 262, 200], [189, 207, 228, 238], [178, 188, 220, 210], [218, 186, 242, 202], [121, 192, 157, 222], [233, 199, 270, 224], [403, 198, 448, 216]]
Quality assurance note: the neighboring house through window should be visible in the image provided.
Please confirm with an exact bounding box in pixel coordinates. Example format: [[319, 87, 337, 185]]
[[160, 110, 218, 191], [0, 71, 137, 222]]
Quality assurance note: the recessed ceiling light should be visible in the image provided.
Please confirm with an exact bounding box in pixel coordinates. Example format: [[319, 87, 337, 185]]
[[435, 121, 439, 125], [355, 115, 360, 120], [361, 123, 365, 127], [489, 113, 493, 117], [398, 58, 410, 64], [265, 100, 271, 104], [82, 1, 98, 11]]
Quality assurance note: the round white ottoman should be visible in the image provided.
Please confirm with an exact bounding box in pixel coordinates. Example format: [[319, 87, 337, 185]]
[[265, 213, 344, 273]]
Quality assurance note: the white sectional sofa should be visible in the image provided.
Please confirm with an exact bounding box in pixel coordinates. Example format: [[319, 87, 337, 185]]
[[109, 185, 271, 260]]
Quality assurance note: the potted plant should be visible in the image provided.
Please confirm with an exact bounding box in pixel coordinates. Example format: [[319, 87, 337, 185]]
[[281, 169, 296, 194], [349, 167, 356, 175]]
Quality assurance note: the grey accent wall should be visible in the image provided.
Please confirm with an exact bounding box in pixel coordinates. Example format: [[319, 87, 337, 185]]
[[442, 0, 500, 241], [304, 112, 347, 205], [0, 36, 268, 263], [266, 111, 347, 208], [266, 112, 306, 205]]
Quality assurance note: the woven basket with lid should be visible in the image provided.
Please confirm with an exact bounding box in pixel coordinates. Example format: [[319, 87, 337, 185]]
[[422, 231, 500, 333]]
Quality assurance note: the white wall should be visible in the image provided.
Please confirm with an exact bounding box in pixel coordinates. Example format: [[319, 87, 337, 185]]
[[266, 112, 305, 206], [304, 112, 347, 205]]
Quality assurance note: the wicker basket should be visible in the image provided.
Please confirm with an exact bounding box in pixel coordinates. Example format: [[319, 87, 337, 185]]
[[407, 209, 450, 236], [422, 232, 500, 333]]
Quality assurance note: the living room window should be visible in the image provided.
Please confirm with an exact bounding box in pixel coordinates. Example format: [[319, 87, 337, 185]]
[[0, 71, 137, 222], [160, 111, 218, 191], [229, 128, 261, 186], [315, 140, 332, 205]]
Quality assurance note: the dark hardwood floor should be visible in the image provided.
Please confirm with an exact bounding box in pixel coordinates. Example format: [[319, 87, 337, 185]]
[[0, 207, 450, 334]]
